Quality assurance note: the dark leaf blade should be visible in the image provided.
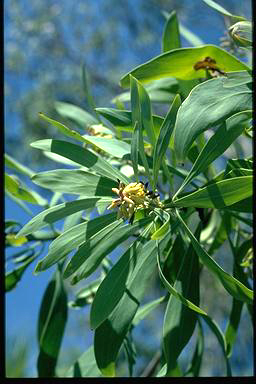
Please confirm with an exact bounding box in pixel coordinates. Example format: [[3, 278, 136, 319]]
[[90, 224, 153, 329], [173, 110, 252, 197], [163, 225, 201, 375], [173, 79, 252, 161], [68, 217, 153, 284], [153, 94, 181, 187], [94, 233, 172, 376], [35, 212, 117, 272], [175, 209, 253, 304], [5, 254, 37, 292], [37, 265, 68, 377]]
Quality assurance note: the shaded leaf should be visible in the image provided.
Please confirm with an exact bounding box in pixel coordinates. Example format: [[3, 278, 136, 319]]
[[152, 94, 181, 187], [34, 212, 117, 272], [68, 217, 153, 284], [175, 209, 253, 304], [37, 265, 68, 377]]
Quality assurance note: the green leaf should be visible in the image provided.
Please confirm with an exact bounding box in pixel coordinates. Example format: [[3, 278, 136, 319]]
[[94, 234, 171, 376], [173, 78, 252, 161], [175, 209, 253, 304], [223, 71, 252, 88], [151, 211, 170, 240], [95, 107, 164, 133], [162, 11, 181, 52], [54, 101, 98, 129], [156, 238, 207, 316], [65, 346, 101, 377], [34, 212, 117, 272], [120, 45, 249, 87], [5, 254, 36, 292], [201, 315, 232, 376], [173, 111, 252, 197], [202, 0, 245, 21], [184, 319, 204, 377], [163, 225, 200, 375], [132, 296, 165, 326], [171, 176, 252, 209], [30, 139, 130, 184], [90, 223, 153, 329], [69, 277, 102, 309], [131, 122, 139, 181], [17, 197, 112, 237], [225, 299, 243, 358], [31, 169, 116, 195], [152, 94, 181, 187], [5, 173, 47, 206], [5, 153, 35, 178], [130, 75, 153, 186], [37, 265, 68, 377], [39, 113, 130, 159], [67, 217, 153, 284], [82, 64, 101, 121]]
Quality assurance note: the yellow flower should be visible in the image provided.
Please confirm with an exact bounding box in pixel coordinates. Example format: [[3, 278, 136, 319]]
[[107, 180, 162, 222]]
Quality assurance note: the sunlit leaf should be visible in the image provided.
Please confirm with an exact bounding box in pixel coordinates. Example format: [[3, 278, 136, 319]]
[[120, 45, 249, 87]]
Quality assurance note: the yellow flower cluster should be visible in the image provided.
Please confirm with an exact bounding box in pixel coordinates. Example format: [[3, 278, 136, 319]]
[[107, 181, 161, 222]]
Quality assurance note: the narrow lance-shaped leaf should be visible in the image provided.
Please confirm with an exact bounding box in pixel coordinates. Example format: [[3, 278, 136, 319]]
[[34, 212, 117, 273], [202, 0, 245, 22], [171, 176, 253, 209], [163, 224, 201, 375], [5, 254, 37, 292], [152, 94, 181, 188], [90, 223, 154, 329], [54, 101, 98, 129], [68, 217, 153, 284], [131, 122, 139, 182], [16, 197, 113, 237], [30, 139, 130, 184], [5, 153, 35, 178], [173, 110, 252, 198], [130, 75, 153, 186], [5, 173, 47, 206], [162, 10, 181, 52], [173, 78, 252, 161], [175, 209, 253, 304], [37, 265, 68, 377], [39, 113, 130, 159], [94, 233, 172, 377]]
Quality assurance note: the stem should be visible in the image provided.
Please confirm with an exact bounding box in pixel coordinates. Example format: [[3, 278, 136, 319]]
[[140, 350, 162, 377]]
